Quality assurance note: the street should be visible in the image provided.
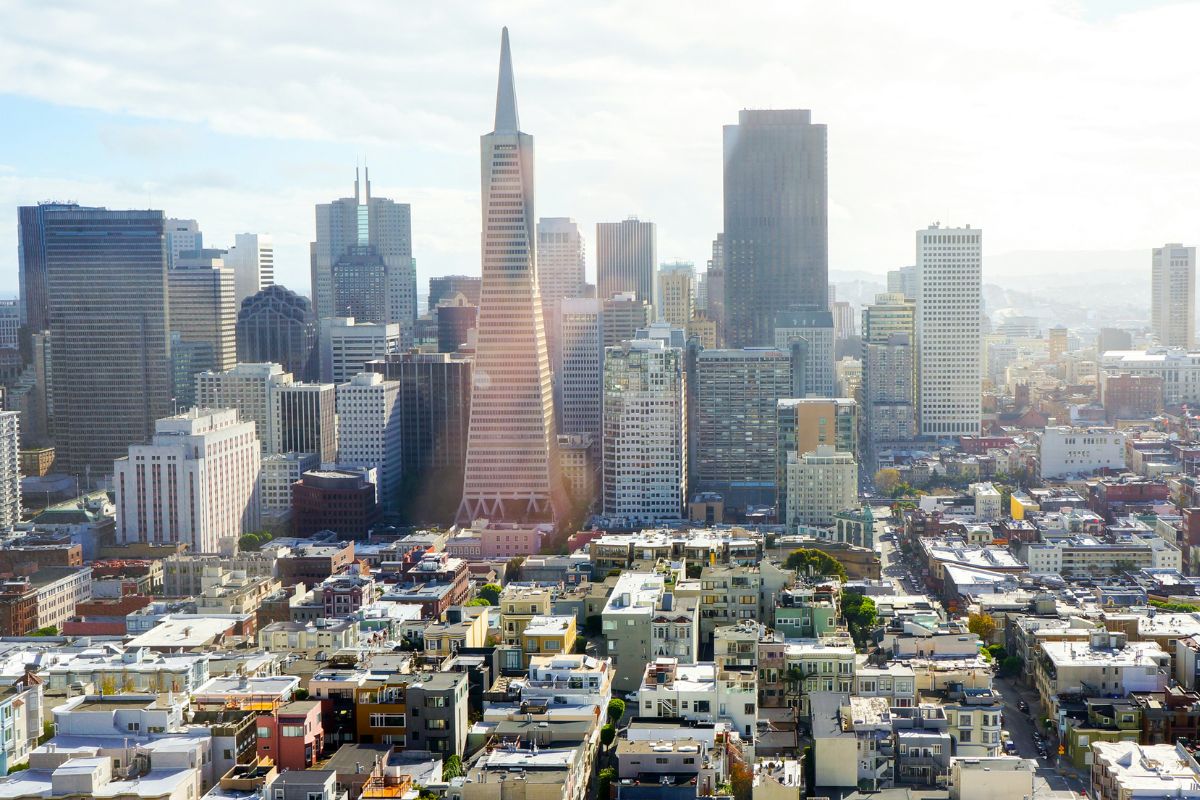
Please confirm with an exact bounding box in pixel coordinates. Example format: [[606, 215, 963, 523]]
[[877, 530, 1091, 798], [993, 676, 1091, 798]]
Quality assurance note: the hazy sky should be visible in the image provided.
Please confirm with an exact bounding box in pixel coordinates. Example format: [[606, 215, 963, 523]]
[[1, 0, 1197, 296]]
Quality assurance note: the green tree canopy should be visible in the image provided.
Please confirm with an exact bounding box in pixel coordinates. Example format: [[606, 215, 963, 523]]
[[784, 548, 848, 580], [478, 583, 503, 605], [607, 698, 626, 723], [465, 597, 491, 607]]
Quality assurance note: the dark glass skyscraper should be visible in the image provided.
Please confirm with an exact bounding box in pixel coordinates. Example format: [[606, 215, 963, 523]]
[[236, 285, 318, 380], [17, 202, 93, 333], [723, 109, 828, 348], [41, 207, 172, 476]]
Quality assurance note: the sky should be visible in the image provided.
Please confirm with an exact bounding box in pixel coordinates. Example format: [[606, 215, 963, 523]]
[[1, 0, 1198, 298]]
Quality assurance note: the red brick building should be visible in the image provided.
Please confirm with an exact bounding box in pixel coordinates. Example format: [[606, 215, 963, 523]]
[[257, 700, 324, 770], [1103, 372, 1164, 423]]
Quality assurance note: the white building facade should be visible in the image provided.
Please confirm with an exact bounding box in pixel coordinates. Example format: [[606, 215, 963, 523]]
[[336, 372, 401, 503], [1039, 426, 1126, 479], [602, 339, 687, 523], [1151, 243, 1196, 349], [916, 224, 982, 437], [785, 445, 858, 529], [195, 362, 293, 453], [114, 408, 261, 553]]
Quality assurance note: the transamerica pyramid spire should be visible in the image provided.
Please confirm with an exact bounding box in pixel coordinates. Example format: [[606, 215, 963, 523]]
[[494, 27, 520, 134]]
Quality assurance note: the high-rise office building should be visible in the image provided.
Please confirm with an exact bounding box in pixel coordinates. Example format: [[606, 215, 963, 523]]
[[776, 397, 858, 517], [458, 29, 565, 525], [597, 218, 657, 308], [163, 219, 202, 270], [557, 298, 604, 442], [785, 446, 857, 529], [0, 300, 18, 352], [601, 292, 652, 348], [368, 350, 472, 481], [1151, 243, 1196, 349], [168, 251, 238, 404], [723, 109, 828, 347], [224, 233, 275, 305], [236, 285, 318, 381], [435, 294, 478, 353], [695, 348, 793, 506], [0, 412, 19, 530], [311, 169, 416, 343], [319, 317, 401, 384], [602, 339, 686, 522], [336, 372, 401, 507], [429, 276, 482, 310], [886, 266, 917, 300], [41, 207, 172, 476], [916, 224, 983, 437], [862, 292, 917, 463], [271, 382, 338, 463], [1047, 326, 1069, 363], [537, 217, 586, 371], [773, 308, 835, 397], [114, 408, 261, 553], [195, 362, 294, 453], [18, 202, 94, 333], [657, 261, 694, 329], [705, 234, 726, 347]]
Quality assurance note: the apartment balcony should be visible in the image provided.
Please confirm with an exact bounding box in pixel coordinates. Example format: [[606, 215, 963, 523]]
[[362, 775, 413, 799]]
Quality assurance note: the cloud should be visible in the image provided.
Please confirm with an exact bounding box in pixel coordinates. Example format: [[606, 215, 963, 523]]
[[1, 0, 1199, 291]]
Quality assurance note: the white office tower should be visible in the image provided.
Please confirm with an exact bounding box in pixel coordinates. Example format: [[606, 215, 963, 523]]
[[916, 224, 982, 437], [271, 382, 338, 463], [319, 317, 401, 384], [0, 412, 20, 529], [336, 372, 400, 505], [458, 29, 566, 524], [602, 339, 686, 523], [163, 219, 202, 269], [260, 452, 319, 515], [225, 233, 275, 305], [1151, 243, 1196, 349], [558, 298, 604, 442], [195, 363, 294, 453], [785, 445, 857, 530], [114, 408, 261, 553]]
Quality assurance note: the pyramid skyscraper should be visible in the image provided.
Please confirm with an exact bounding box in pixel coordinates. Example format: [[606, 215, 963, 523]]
[[457, 28, 565, 524]]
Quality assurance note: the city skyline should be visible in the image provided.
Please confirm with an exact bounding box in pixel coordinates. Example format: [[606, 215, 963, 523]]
[[3, 2, 1200, 295]]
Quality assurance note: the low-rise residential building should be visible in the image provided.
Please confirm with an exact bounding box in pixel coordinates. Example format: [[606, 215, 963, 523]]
[[520, 615, 576, 667], [1035, 630, 1169, 715], [257, 619, 356, 655], [1091, 740, 1200, 800], [948, 757, 1035, 800], [633, 658, 758, 738], [256, 700, 323, 770]]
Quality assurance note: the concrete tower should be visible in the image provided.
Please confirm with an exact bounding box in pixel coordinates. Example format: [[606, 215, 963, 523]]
[[458, 28, 565, 524]]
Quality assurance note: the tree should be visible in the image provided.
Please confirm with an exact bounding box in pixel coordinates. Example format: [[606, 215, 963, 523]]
[[30, 626, 57, 637], [239, 533, 261, 552], [442, 755, 463, 781], [466, 597, 491, 607], [784, 548, 848, 581], [600, 723, 616, 747], [607, 698, 626, 723], [505, 557, 524, 581], [99, 676, 117, 696], [478, 583, 503, 605], [729, 760, 754, 800], [999, 655, 1023, 677], [874, 468, 901, 495], [968, 612, 997, 643], [574, 635, 587, 654], [842, 591, 878, 649], [597, 767, 616, 799], [294, 688, 310, 701]]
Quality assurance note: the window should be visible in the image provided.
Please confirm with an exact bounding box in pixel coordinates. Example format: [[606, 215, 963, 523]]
[[308, 793, 324, 800], [426, 696, 446, 708], [257, 726, 272, 739], [427, 719, 447, 730], [655, 758, 669, 764], [281, 725, 305, 737], [370, 714, 406, 728]]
